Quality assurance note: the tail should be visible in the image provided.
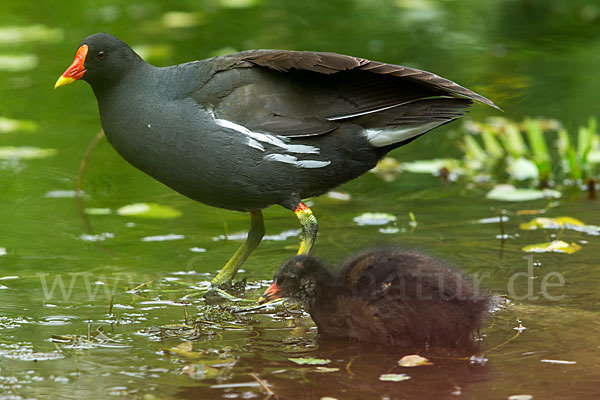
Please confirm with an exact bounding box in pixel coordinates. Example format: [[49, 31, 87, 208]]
[[357, 97, 472, 150]]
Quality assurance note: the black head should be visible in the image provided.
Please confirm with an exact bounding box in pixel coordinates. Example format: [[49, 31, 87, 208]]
[[258, 255, 334, 309], [55, 33, 144, 91]]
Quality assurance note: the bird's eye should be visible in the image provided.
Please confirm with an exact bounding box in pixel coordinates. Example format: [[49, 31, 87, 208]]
[[96, 51, 106, 60]]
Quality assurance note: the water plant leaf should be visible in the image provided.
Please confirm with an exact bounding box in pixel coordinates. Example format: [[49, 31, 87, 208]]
[[379, 373, 411, 382], [0, 146, 56, 160], [507, 157, 539, 181], [0, 116, 37, 133], [398, 355, 433, 367], [288, 357, 331, 365], [486, 184, 561, 202], [164, 342, 205, 359], [182, 363, 221, 380], [524, 118, 551, 181], [353, 212, 397, 226], [522, 240, 582, 254], [499, 122, 528, 158], [116, 203, 182, 218]]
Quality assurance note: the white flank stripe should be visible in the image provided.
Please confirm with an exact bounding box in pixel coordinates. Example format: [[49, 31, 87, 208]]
[[263, 154, 330, 169], [296, 160, 331, 168], [282, 144, 320, 154], [215, 118, 321, 155], [264, 154, 297, 164], [365, 121, 443, 147], [247, 138, 264, 151]]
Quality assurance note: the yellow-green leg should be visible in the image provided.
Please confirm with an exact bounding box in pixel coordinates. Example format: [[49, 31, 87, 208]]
[[211, 210, 265, 286], [294, 202, 318, 255]]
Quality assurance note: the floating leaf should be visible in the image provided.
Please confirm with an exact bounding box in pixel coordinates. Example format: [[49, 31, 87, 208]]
[[288, 357, 331, 365], [520, 217, 584, 230], [0, 25, 64, 44], [486, 184, 561, 202], [540, 359, 577, 365], [477, 215, 509, 224], [379, 373, 411, 382], [0, 54, 38, 72], [353, 212, 397, 226], [326, 191, 351, 201], [314, 367, 339, 373], [45, 190, 80, 198], [79, 232, 114, 242], [508, 395, 534, 400], [522, 240, 582, 254], [398, 355, 433, 367], [141, 234, 185, 242], [0, 146, 56, 160], [0, 116, 37, 133], [402, 158, 463, 175], [117, 203, 181, 219], [520, 217, 599, 236], [84, 208, 112, 215]]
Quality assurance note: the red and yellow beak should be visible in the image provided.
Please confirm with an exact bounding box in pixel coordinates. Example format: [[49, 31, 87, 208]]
[[54, 44, 88, 88], [257, 281, 281, 305]]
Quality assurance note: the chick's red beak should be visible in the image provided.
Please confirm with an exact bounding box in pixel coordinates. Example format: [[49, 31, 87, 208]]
[[257, 281, 281, 305], [55, 44, 88, 88]]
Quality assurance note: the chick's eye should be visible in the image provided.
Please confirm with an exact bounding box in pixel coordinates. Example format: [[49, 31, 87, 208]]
[[96, 51, 106, 60]]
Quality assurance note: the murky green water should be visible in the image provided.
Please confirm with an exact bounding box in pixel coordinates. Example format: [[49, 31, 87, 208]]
[[1, 1, 599, 399]]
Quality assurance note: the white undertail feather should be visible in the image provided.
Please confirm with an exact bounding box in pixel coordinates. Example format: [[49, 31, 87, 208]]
[[364, 121, 444, 147]]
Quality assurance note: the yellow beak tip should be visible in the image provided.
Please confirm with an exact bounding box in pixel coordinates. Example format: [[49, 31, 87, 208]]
[[54, 76, 75, 89]]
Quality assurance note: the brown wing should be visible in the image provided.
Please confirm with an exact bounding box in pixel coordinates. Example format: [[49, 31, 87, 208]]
[[242, 50, 500, 111], [196, 49, 497, 139]]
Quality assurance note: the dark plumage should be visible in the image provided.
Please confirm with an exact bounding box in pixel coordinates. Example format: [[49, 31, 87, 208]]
[[259, 248, 489, 349], [56, 33, 498, 285]]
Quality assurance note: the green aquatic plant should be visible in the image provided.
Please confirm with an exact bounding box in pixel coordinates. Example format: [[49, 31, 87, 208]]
[[461, 116, 599, 189]]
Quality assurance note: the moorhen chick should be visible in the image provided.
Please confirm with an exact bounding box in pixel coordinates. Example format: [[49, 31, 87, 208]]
[[55, 33, 498, 286], [258, 248, 489, 349]]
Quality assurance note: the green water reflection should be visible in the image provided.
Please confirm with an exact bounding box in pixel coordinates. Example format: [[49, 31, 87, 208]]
[[1, 0, 599, 399]]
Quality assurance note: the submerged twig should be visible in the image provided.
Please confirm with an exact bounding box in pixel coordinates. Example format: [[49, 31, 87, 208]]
[[75, 129, 105, 233], [249, 373, 277, 399], [345, 358, 355, 378], [587, 178, 597, 200], [485, 324, 524, 354], [498, 210, 505, 259]]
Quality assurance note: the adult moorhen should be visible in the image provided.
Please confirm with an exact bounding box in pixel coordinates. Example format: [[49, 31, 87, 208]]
[[55, 33, 498, 286], [258, 248, 489, 349]]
